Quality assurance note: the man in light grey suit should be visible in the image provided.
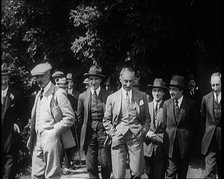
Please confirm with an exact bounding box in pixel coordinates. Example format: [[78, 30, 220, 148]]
[[27, 62, 76, 179], [143, 78, 168, 179], [103, 67, 150, 179]]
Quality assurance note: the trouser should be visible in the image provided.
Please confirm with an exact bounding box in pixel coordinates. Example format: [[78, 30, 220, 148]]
[[145, 155, 166, 179], [85, 124, 112, 179], [166, 138, 189, 179], [111, 130, 145, 179], [31, 129, 62, 179], [204, 135, 222, 179], [1, 132, 20, 179]]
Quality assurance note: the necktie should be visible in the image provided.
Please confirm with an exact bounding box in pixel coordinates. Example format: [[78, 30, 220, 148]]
[[155, 103, 159, 116], [215, 93, 219, 103], [174, 99, 179, 116], [92, 90, 98, 103], [40, 88, 44, 100], [126, 92, 130, 106]]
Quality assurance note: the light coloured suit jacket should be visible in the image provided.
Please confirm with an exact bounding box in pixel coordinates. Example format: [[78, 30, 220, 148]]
[[27, 82, 76, 153], [103, 88, 150, 141], [144, 101, 166, 157], [201, 92, 221, 155]]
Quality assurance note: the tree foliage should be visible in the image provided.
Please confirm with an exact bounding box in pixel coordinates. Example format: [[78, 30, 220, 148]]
[[1, 0, 220, 176]]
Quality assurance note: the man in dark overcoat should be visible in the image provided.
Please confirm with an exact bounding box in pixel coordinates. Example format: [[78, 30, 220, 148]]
[[1, 63, 28, 179]]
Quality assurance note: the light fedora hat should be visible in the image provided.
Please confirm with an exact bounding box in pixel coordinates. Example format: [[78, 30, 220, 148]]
[[1, 63, 11, 76], [148, 78, 168, 90], [169, 75, 186, 89], [84, 65, 105, 78]]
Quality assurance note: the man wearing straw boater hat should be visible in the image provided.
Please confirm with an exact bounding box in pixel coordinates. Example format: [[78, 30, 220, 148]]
[[163, 75, 197, 179], [77, 65, 112, 179], [143, 78, 168, 179], [27, 62, 76, 179], [1, 63, 28, 179]]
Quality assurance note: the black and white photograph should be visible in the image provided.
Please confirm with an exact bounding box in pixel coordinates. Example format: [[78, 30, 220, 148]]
[[1, 0, 221, 178]]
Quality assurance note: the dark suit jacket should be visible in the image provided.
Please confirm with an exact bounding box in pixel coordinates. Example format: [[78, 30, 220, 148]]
[[1, 86, 28, 151], [163, 96, 196, 158], [77, 87, 109, 152], [201, 92, 221, 155], [144, 101, 166, 157]]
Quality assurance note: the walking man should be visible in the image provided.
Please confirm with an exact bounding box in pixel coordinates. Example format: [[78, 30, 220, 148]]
[[27, 62, 76, 179], [201, 72, 221, 179], [103, 67, 150, 179], [77, 65, 112, 179], [144, 78, 168, 179], [163, 75, 196, 179], [1, 63, 28, 179]]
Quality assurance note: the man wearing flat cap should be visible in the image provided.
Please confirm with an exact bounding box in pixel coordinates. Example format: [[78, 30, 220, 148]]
[[27, 62, 76, 179], [1, 63, 28, 179], [77, 65, 112, 179], [144, 78, 168, 179], [66, 73, 80, 99], [52, 70, 65, 84], [163, 75, 197, 179]]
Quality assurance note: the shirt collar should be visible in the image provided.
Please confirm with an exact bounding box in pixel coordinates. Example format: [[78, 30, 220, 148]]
[[91, 86, 101, 96], [122, 87, 132, 100], [153, 100, 162, 108], [2, 86, 9, 97], [214, 92, 221, 102], [176, 95, 183, 107]]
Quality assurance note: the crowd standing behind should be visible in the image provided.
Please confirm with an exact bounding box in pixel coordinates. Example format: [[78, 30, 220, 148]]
[[1, 62, 221, 179]]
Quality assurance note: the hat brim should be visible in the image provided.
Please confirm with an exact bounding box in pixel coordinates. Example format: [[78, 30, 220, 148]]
[[148, 84, 169, 90], [84, 73, 105, 78], [169, 84, 185, 88]]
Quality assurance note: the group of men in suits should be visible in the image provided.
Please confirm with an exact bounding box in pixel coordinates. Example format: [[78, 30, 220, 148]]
[[1, 61, 221, 179]]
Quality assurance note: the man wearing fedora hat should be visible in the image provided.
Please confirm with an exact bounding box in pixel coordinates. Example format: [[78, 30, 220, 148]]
[[27, 62, 76, 179], [1, 63, 28, 179], [143, 78, 168, 179], [77, 65, 112, 179], [163, 75, 197, 179]]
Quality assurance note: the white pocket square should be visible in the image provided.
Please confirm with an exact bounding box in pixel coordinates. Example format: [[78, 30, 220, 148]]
[[10, 104, 15, 107], [139, 100, 144, 106]]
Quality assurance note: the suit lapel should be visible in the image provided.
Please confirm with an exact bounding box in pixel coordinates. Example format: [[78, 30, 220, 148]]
[[85, 89, 91, 123], [207, 93, 214, 119], [176, 97, 186, 125], [115, 89, 122, 118], [149, 102, 155, 130], [132, 89, 140, 118], [169, 99, 177, 125], [2, 88, 12, 121]]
